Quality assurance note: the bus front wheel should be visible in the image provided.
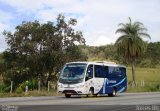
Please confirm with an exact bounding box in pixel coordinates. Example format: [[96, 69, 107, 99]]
[[89, 88, 94, 96], [65, 94, 71, 98]]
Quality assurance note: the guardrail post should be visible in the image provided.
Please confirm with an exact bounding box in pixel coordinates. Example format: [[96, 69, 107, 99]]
[[38, 80, 41, 92], [135, 82, 138, 87], [140, 80, 145, 87], [25, 81, 28, 95], [10, 81, 13, 93], [48, 81, 50, 92]]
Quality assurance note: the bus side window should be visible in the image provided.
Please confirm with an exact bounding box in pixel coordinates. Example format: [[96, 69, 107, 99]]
[[108, 67, 126, 78], [108, 67, 114, 78], [120, 67, 126, 78], [85, 65, 93, 81], [108, 67, 120, 78], [115, 67, 126, 78], [95, 65, 106, 78]]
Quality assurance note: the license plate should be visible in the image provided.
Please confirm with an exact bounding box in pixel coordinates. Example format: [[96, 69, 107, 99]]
[[67, 88, 73, 90]]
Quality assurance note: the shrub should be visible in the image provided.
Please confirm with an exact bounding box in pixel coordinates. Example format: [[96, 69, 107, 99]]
[[15, 86, 23, 94], [139, 59, 154, 68], [0, 84, 10, 93], [28, 79, 38, 90]]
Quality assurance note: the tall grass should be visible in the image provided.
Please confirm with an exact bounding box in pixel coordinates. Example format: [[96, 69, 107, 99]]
[[0, 89, 57, 98], [126, 67, 160, 92]]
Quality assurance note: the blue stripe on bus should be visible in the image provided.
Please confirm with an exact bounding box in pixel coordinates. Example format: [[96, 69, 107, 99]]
[[98, 77, 127, 94], [103, 78, 106, 94], [117, 86, 126, 93], [110, 78, 126, 87]]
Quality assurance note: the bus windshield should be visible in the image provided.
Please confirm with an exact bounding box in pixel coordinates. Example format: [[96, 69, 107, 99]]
[[59, 63, 87, 84]]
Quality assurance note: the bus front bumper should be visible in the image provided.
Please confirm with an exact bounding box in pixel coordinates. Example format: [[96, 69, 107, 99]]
[[58, 87, 85, 95]]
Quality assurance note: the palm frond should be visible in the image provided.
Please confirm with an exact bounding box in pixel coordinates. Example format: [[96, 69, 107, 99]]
[[138, 33, 151, 39], [128, 17, 132, 24], [115, 17, 151, 62], [115, 28, 128, 34], [134, 21, 143, 26]]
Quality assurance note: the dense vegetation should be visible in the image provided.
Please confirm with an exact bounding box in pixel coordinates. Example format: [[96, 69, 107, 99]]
[[0, 14, 87, 92]]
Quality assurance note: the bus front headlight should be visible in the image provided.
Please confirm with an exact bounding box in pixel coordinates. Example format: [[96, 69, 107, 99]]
[[76, 85, 84, 88], [58, 84, 63, 88]]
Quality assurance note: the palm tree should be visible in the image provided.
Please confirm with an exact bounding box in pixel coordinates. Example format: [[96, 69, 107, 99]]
[[115, 17, 150, 86]]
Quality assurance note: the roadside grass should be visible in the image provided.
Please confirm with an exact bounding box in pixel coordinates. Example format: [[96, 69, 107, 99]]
[[126, 67, 160, 92], [0, 89, 58, 98]]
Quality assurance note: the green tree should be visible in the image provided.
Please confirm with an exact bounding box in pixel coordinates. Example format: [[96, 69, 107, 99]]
[[3, 14, 86, 87], [147, 42, 160, 64], [115, 17, 150, 86]]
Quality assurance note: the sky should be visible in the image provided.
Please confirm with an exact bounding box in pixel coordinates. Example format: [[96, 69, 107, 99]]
[[0, 0, 160, 52]]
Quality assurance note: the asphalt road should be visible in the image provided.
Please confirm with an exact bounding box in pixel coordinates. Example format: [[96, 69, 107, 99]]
[[0, 92, 160, 111]]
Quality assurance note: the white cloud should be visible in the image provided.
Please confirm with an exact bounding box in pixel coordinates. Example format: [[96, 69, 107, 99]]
[[0, 10, 13, 52], [0, 23, 9, 52], [91, 35, 115, 46], [0, 10, 13, 23], [35, 9, 58, 22], [0, 0, 44, 12], [0, 0, 160, 51], [84, 30, 117, 46], [0, 23, 9, 33]]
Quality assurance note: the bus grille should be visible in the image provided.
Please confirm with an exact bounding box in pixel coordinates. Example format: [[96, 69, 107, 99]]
[[62, 90, 77, 94]]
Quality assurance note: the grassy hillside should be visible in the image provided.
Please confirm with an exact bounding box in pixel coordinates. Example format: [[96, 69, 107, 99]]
[[127, 66, 160, 82], [126, 66, 160, 92]]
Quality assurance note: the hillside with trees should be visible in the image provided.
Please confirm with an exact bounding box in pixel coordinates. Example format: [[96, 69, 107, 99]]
[[79, 42, 160, 68]]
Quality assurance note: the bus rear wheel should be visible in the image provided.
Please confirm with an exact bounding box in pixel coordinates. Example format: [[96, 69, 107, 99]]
[[108, 88, 116, 97], [65, 94, 71, 98]]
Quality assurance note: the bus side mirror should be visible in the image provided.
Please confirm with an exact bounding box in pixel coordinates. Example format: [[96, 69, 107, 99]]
[[85, 76, 91, 81], [85, 77, 89, 81]]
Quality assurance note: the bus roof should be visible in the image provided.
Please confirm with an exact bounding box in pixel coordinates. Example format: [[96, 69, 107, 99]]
[[66, 61, 126, 68]]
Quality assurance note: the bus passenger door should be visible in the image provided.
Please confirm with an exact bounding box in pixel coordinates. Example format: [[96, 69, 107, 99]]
[[84, 65, 94, 94], [94, 65, 108, 94]]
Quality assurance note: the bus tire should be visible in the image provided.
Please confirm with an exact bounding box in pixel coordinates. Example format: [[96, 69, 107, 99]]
[[89, 88, 94, 96], [108, 88, 116, 97], [65, 94, 71, 98]]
